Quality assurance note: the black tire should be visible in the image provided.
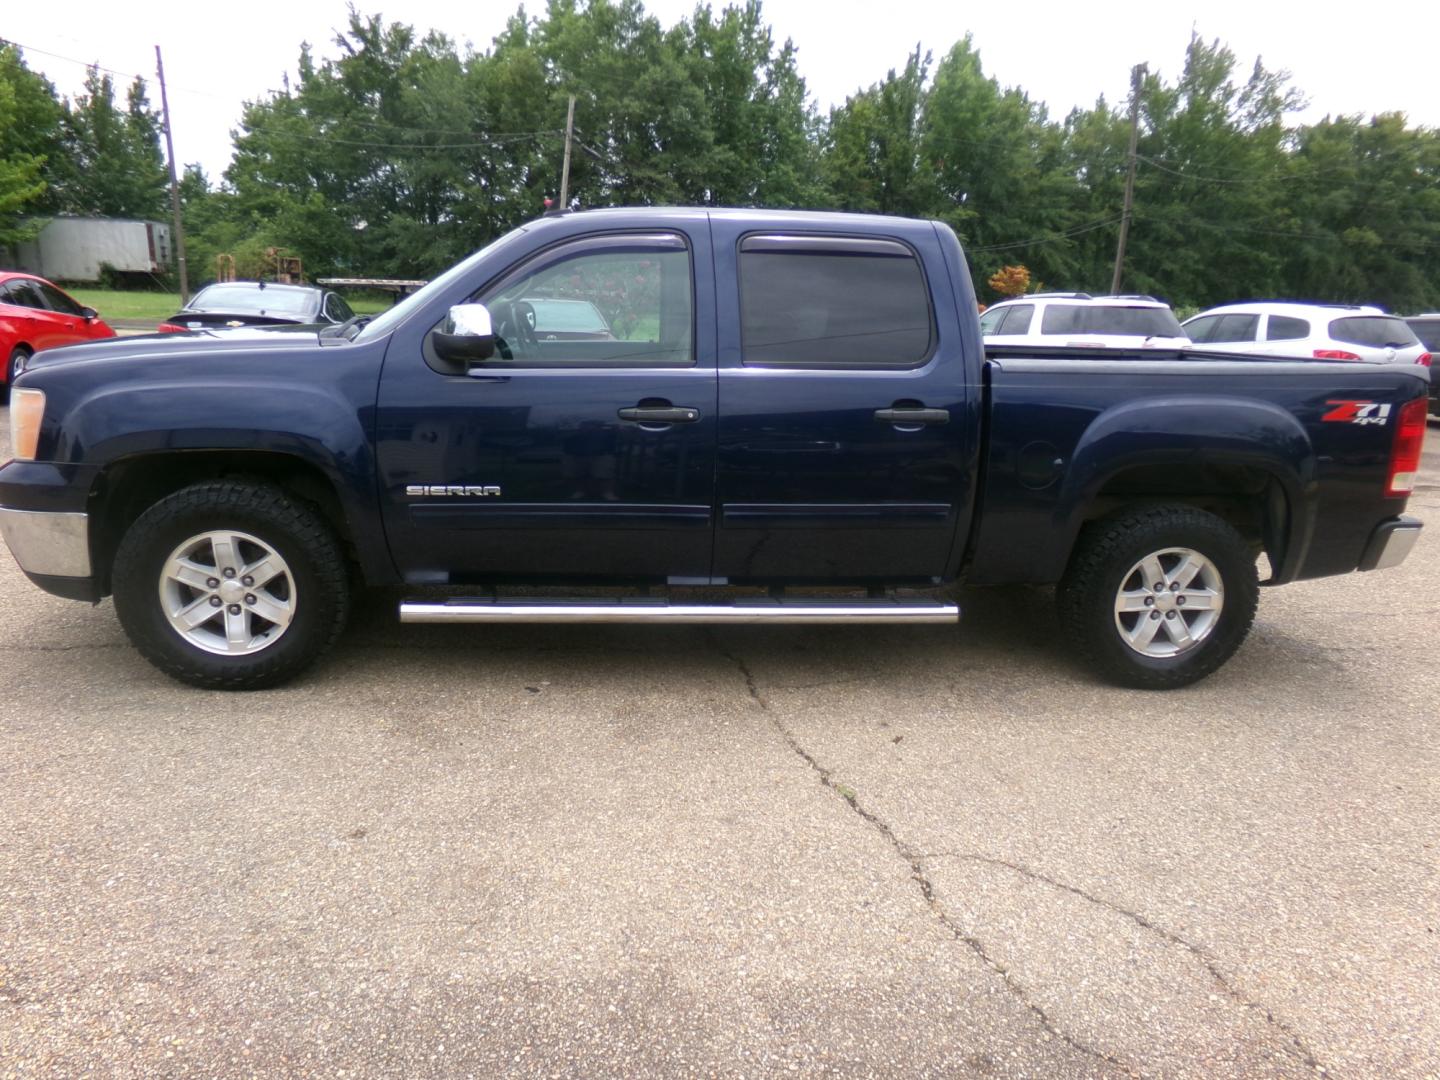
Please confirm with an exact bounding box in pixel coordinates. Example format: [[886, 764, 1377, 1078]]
[[112, 481, 351, 689], [1057, 505, 1259, 690], [5, 346, 30, 402]]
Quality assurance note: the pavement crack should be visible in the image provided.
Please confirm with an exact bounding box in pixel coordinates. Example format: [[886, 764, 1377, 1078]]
[[706, 630, 1134, 1076], [912, 850, 1328, 1075]]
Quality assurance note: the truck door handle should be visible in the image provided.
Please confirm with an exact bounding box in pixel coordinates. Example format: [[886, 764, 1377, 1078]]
[[874, 407, 949, 425], [617, 405, 701, 424]]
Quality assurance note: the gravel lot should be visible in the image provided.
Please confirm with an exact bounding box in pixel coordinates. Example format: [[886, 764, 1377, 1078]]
[[1, 407, 1437, 1078]]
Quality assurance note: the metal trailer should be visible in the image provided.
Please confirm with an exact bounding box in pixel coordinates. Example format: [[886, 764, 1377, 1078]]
[[5, 217, 173, 282]]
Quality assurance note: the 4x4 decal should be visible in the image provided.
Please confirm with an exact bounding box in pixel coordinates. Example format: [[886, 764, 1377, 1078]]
[[1322, 400, 1392, 425]]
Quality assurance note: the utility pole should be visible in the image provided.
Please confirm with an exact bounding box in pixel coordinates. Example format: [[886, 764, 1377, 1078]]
[[559, 94, 576, 210], [1110, 63, 1146, 295], [155, 45, 189, 303]]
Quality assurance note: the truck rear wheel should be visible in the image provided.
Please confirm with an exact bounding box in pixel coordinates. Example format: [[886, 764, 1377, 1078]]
[[112, 481, 350, 689], [1058, 505, 1258, 689]]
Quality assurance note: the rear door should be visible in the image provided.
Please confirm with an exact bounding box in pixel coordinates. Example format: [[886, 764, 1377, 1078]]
[[710, 222, 975, 583], [374, 226, 717, 584]]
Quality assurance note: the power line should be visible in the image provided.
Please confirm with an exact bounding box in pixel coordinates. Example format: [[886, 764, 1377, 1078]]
[[233, 125, 566, 150], [0, 36, 231, 101], [1141, 211, 1440, 252], [969, 215, 1124, 253]]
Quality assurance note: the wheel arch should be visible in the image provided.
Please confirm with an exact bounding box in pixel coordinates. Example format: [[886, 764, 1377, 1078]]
[[87, 450, 394, 595], [1055, 397, 1319, 584]]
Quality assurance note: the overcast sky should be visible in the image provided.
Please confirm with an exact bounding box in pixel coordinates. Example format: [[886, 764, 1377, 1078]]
[[7, 0, 1439, 182]]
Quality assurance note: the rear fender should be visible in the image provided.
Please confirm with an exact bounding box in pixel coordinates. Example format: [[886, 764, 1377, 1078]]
[[1053, 396, 1319, 582]]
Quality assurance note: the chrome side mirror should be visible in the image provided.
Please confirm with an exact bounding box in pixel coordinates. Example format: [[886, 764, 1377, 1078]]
[[432, 303, 496, 364]]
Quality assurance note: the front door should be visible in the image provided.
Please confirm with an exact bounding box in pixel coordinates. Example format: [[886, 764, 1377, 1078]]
[[375, 228, 716, 585]]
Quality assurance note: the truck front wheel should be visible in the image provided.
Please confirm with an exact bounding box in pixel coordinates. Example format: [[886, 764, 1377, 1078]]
[[112, 481, 351, 689], [1058, 506, 1259, 689]]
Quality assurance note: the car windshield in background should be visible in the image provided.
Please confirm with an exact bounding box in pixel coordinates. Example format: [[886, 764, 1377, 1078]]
[[1328, 316, 1420, 349], [1040, 305, 1184, 337], [528, 299, 610, 333], [188, 286, 317, 317]]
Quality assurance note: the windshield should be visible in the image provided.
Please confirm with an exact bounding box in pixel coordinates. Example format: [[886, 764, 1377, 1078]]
[[1041, 304, 1184, 337], [353, 224, 532, 343], [527, 299, 611, 333], [188, 285, 318, 317]]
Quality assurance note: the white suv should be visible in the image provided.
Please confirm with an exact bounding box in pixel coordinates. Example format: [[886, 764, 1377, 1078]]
[[1183, 302, 1431, 365], [979, 293, 1190, 349]]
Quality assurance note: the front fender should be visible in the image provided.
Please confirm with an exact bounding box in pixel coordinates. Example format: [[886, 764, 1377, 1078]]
[[51, 376, 389, 583]]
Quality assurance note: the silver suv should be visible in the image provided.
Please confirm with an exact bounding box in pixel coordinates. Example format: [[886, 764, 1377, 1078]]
[[980, 293, 1190, 349]]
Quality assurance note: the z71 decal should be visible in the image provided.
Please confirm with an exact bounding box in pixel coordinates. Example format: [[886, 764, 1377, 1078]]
[[1322, 400, 1392, 425]]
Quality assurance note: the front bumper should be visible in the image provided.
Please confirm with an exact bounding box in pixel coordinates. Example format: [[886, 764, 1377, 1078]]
[[1357, 515, 1422, 572], [0, 507, 91, 577]]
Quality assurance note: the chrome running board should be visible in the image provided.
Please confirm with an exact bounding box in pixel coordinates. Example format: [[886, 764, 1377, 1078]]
[[399, 597, 959, 625]]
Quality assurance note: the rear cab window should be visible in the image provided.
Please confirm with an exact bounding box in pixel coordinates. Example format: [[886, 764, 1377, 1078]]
[[738, 235, 934, 368]]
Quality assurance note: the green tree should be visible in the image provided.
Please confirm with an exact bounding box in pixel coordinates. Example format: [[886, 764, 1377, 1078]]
[[822, 46, 932, 216], [55, 66, 168, 218], [1280, 115, 1440, 311], [921, 36, 1078, 293], [0, 45, 66, 246]]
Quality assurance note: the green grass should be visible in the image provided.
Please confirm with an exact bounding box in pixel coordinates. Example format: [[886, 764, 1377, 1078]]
[[65, 288, 395, 322], [348, 294, 393, 315], [65, 289, 181, 322]]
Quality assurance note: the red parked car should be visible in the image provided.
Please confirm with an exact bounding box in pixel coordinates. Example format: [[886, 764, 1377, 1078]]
[[1, 272, 116, 398]]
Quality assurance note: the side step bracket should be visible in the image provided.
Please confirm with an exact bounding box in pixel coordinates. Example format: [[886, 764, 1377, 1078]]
[[399, 597, 959, 625]]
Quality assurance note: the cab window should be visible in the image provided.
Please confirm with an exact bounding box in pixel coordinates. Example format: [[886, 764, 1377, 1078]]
[[738, 235, 933, 368], [472, 233, 693, 367]]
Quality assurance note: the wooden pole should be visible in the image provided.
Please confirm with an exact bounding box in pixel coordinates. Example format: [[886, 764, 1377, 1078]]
[[1110, 63, 1145, 295], [559, 95, 576, 210], [155, 45, 189, 303]]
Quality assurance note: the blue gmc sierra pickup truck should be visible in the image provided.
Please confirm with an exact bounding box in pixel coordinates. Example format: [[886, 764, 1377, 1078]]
[[0, 208, 1428, 690]]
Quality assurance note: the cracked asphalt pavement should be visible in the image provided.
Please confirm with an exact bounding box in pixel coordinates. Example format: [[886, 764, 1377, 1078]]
[[1, 412, 1438, 1078]]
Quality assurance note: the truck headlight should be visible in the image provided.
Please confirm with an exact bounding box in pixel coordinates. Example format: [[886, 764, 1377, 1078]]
[[9, 388, 45, 462]]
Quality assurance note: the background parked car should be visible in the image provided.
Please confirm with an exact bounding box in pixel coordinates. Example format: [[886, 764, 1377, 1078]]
[[157, 282, 356, 332], [1404, 314, 1440, 416], [1, 271, 116, 396], [1184, 302, 1431, 367], [979, 293, 1190, 349], [522, 298, 616, 340]]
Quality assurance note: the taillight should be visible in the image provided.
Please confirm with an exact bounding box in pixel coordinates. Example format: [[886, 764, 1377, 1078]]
[[156, 322, 187, 333], [1386, 397, 1428, 497], [1417, 352, 1433, 367], [1314, 349, 1361, 361]]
